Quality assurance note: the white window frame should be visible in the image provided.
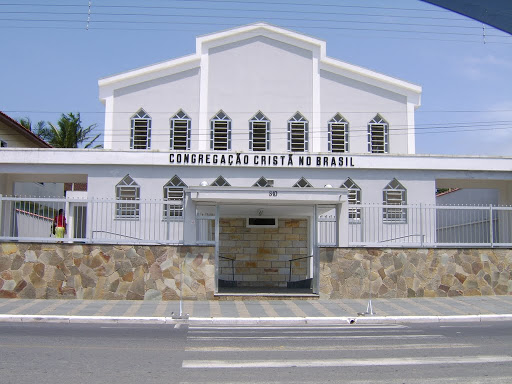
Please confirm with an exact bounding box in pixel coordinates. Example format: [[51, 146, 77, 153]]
[[340, 178, 361, 222], [211, 176, 231, 187], [293, 177, 312, 188], [210, 110, 231, 151], [253, 177, 274, 187], [130, 109, 151, 150], [163, 176, 187, 218], [249, 111, 270, 151], [170, 109, 191, 150], [287, 112, 309, 152], [383, 178, 407, 223], [328, 113, 349, 153], [368, 114, 389, 153], [115, 175, 140, 219]]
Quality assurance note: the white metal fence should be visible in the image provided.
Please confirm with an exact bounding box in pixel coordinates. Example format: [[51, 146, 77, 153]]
[[1, 196, 511, 248], [0, 196, 184, 244], [347, 204, 512, 247]]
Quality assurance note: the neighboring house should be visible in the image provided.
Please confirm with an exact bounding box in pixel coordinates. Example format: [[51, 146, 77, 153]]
[[0, 111, 50, 149], [0, 111, 61, 196], [0, 111, 63, 237], [2, 23, 512, 294]]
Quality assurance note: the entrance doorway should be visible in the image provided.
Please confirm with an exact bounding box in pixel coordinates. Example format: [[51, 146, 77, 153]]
[[217, 217, 313, 294], [190, 186, 347, 296]]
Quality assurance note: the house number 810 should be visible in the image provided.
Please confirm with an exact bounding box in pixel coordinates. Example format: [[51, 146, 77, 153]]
[[269, 191, 278, 197]]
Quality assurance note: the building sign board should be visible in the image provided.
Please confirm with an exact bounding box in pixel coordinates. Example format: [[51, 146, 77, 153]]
[[169, 153, 355, 168]]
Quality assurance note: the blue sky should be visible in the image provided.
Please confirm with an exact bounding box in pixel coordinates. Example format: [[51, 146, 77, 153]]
[[1, 0, 511, 155]]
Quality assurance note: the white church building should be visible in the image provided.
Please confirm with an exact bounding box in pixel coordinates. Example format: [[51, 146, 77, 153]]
[[1, 23, 512, 294]]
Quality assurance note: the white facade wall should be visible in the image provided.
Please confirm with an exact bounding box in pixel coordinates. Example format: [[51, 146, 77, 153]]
[[320, 70, 409, 153], [111, 68, 200, 151], [86, 165, 435, 205], [101, 24, 420, 156], [207, 37, 313, 152]]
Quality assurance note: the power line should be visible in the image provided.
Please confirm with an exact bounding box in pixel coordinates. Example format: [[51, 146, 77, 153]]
[[0, 11, 491, 31], [0, 7, 479, 24], [0, 1, 459, 14], [1, 18, 508, 39]]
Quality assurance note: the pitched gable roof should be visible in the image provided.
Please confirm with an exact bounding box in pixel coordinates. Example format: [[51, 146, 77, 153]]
[[0, 111, 51, 148], [99, 22, 421, 106]]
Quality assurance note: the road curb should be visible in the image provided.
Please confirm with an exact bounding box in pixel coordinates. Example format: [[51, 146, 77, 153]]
[[0, 314, 177, 325], [1, 313, 511, 325]]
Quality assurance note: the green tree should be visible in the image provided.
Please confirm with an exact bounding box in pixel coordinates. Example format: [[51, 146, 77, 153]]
[[17, 117, 48, 138], [38, 112, 102, 148]]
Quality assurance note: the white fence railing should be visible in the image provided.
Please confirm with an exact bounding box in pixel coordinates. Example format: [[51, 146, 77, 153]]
[[347, 204, 512, 248], [0, 196, 184, 244], [2, 196, 511, 248]]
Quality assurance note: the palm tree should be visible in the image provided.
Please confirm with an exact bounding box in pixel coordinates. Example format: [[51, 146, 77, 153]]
[[38, 112, 102, 148], [17, 117, 48, 138]]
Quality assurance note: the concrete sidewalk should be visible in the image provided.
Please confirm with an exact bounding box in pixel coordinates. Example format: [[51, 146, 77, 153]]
[[0, 296, 511, 325]]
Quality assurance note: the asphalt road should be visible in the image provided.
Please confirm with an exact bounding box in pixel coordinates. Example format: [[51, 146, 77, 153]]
[[0, 321, 511, 383]]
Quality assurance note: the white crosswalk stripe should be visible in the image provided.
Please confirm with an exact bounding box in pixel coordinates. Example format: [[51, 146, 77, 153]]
[[183, 355, 512, 369], [182, 323, 512, 379], [179, 377, 512, 384]]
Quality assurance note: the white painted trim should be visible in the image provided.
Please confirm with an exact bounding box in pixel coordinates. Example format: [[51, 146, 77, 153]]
[[97, 22, 420, 106], [407, 101, 416, 154], [98, 55, 200, 100], [103, 96, 114, 150], [197, 22, 326, 57], [198, 52, 209, 151], [320, 58, 421, 104], [188, 186, 348, 205], [312, 50, 322, 152], [3, 149, 512, 173]]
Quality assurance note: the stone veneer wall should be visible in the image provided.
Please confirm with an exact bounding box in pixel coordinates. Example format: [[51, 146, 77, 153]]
[[219, 218, 308, 287], [0, 243, 215, 300], [1, 243, 510, 300], [320, 248, 512, 299]]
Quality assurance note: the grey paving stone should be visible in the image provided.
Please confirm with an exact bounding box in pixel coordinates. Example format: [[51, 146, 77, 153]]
[[194, 301, 212, 317], [216, 301, 239, 317], [129, 301, 160, 317], [0, 296, 511, 319], [241, 301, 270, 317], [262, 300, 297, 317]]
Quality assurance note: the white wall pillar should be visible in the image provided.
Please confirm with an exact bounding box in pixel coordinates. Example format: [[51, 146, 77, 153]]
[[406, 101, 416, 154], [214, 204, 220, 293], [183, 193, 196, 245], [198, 52, 209, 151], [103, 96, 114, 150], [0, 176, 15, 237], [311, 51, 322, 152], [338, 202, 349, 247]]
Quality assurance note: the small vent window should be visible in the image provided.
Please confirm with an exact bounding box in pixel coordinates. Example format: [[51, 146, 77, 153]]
[[116, 175, 140, 219], [368, 114, 389, 153], [211, 176, 231, 187], [253, 177, 274, 187], [210, 110, 231, 151], [293, 177, 312, 188], [249, 111, 270, 151], [328, 113, 349, 153], [163, 175, 187, 218], [341, 178, 361, 221], [170, 109, 191, 150], [130, 109, 151, 150], [247, 218, 277, 227], [383, 178, 407, 223], [287, 112, 309, 152]]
